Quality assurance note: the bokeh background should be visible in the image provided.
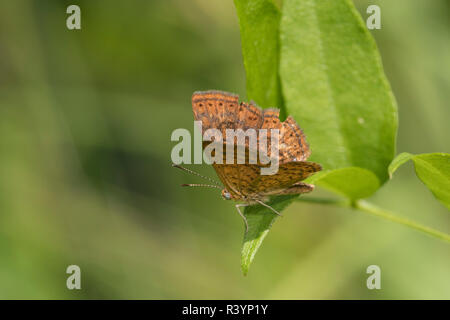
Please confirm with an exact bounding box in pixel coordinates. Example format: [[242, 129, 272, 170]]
[[0, 0, 448, 299]]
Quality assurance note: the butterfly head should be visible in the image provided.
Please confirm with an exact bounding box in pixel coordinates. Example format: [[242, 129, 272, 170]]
[[221, 189, 232, 200]]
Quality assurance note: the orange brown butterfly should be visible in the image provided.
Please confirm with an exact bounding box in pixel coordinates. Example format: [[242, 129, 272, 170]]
[[173, 90, 322, 232]]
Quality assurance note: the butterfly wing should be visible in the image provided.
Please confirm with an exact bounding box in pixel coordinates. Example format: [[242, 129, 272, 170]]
[[212, 163, 260, 198], [212, 161, 321, 198], [191, 91, 321, 198], [279, 116, 311, 163], [193, 91, 264, 199], [192, 90, 240, 137], [246, 161, 321, 197]]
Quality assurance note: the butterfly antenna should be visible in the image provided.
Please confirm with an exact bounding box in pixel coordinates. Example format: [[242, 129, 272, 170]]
[[181, 183, 222, 189], [172, 164, 222, 186]]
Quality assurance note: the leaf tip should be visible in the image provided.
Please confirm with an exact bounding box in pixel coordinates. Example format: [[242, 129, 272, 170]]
[[241, 261, 249, 276]]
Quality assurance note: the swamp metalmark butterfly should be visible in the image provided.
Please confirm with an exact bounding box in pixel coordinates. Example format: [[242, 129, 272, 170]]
[[174, 90, 321, 231]]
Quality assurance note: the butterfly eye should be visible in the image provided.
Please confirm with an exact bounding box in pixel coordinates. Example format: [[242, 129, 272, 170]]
[[221, 190, 232, 200]]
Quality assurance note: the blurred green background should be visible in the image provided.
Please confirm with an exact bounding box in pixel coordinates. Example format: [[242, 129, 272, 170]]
[[0, 0, 448, 299]]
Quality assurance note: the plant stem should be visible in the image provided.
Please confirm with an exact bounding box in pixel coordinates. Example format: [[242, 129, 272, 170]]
[[297, 197, 450, 243], [354, 200, 450, 242]]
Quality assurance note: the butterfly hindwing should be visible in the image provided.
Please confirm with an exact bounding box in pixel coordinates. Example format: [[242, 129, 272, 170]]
[[262, 181, 315, 196], [212, 161, 321, 198], [246, 161, 321, 196], [212, 163, 261, 197]]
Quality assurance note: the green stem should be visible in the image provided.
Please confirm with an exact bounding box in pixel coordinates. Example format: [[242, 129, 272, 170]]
[[297, 197, 450, 243], [355, 200, 450, 242]]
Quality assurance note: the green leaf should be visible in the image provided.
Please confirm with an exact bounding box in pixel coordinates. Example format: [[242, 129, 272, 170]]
[[234, 0, 283, 110], [389, 153, 450, 210], [234, 0, 399, 275], [280, 0, 398, 185], [305, 167, 380, 200], [241, 195, 297, 275]]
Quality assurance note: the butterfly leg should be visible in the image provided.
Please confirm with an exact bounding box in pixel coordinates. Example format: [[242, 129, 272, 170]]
[[255, 200, 283, 217], [235, 204, 249, 233]]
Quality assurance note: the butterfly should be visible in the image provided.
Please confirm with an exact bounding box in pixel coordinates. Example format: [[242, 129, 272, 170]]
[[174, 90, 321, 232]]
